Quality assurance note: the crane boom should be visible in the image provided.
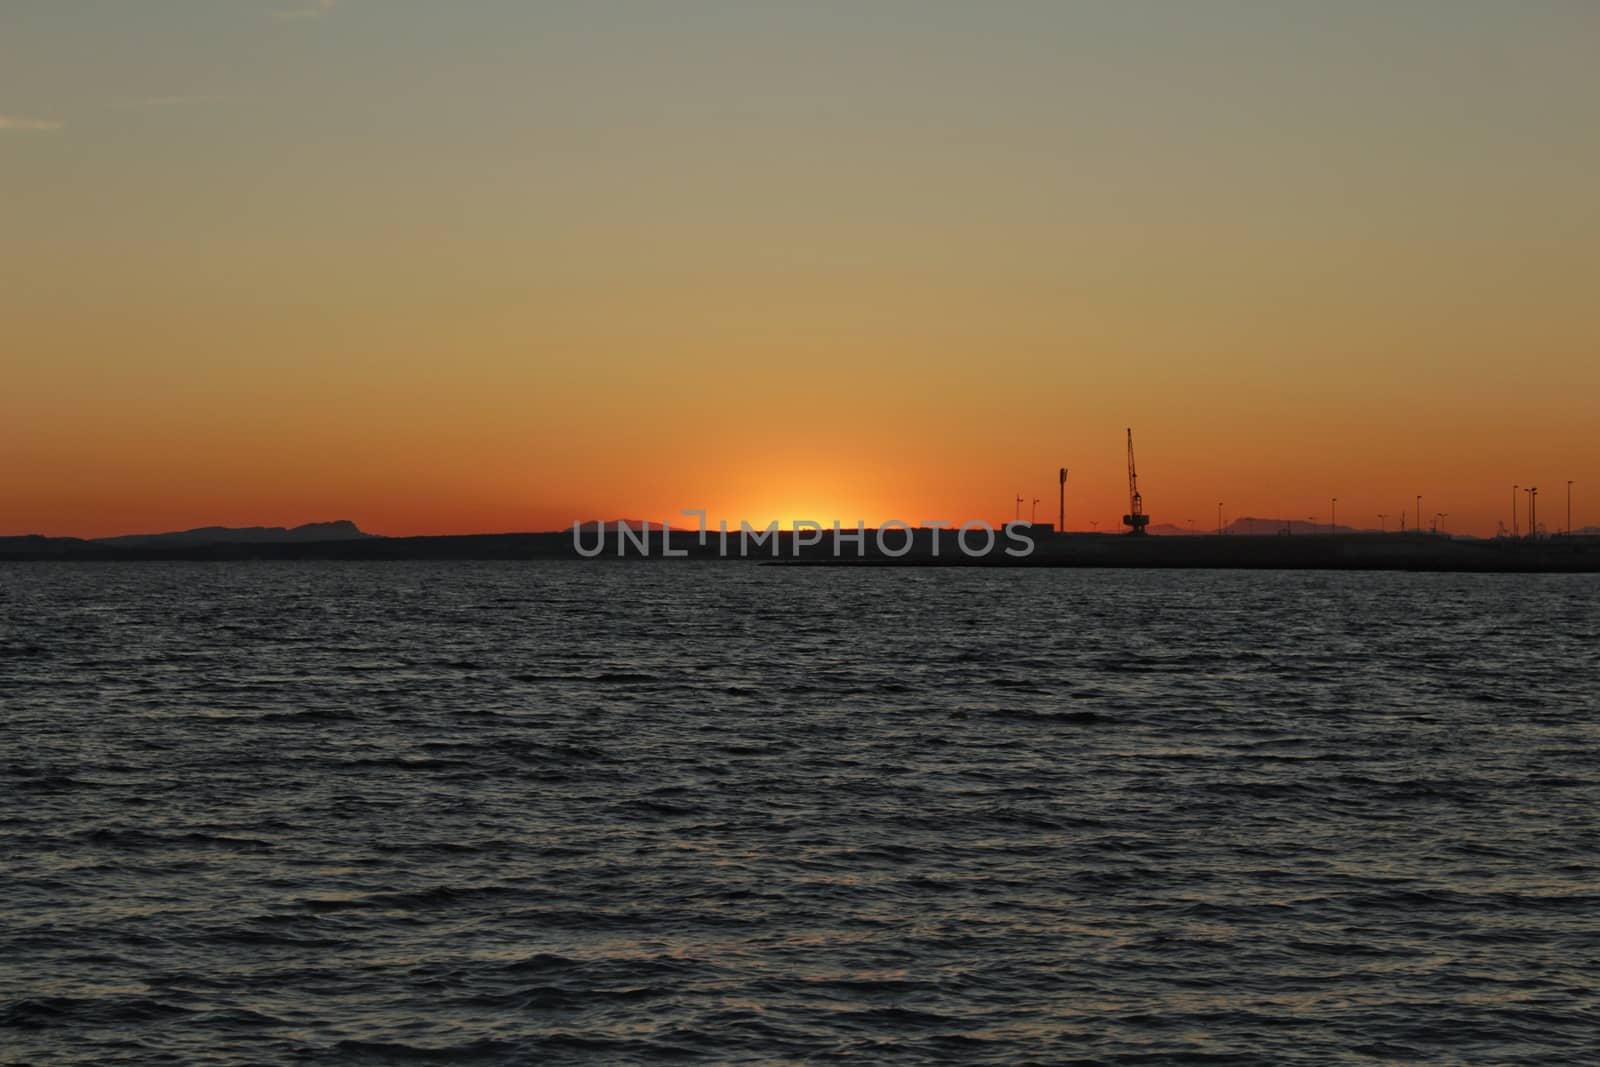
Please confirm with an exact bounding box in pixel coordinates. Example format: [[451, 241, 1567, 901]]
[[1122, 427, 1149, 535]]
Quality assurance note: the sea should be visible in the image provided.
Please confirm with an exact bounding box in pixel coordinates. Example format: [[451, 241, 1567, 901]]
[[2, 562, 1597, 1065]]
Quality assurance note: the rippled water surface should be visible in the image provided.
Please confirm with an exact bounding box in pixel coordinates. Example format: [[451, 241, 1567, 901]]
[[2, 562, 1598, 1064]]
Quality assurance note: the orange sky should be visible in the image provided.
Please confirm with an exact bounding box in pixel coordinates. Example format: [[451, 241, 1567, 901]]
[[3, 3, 1597, 538]]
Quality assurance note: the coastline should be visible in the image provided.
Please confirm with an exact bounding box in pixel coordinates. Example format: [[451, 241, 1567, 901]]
[[4, 530, 1597, 572]]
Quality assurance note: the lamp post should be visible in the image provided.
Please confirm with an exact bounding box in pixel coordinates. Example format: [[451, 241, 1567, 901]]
[[1217, 502, 1224, 536], [1569, 480, 1574, 536], [1059, 468, 1068, 532], [1378, 513, 1387, 533], [1331, 497, 1337, 534], [1513, 485, 1519, 538], [1416, 496, 1422, 535]]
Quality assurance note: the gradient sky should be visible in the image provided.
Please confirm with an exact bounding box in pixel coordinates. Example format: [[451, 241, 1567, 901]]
[[4, 1, 1597, 537]]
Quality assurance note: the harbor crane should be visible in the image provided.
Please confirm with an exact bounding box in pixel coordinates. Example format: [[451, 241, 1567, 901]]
[[1122, 428, 1149, 535]]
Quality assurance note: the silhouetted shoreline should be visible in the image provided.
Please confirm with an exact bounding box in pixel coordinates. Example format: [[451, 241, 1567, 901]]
[[3, 530, 1597, 572]]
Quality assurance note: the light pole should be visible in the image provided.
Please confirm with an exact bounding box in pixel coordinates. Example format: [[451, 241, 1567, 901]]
[[1513, 485, 1519, 538], [1378, 513, 1387, 533], [1416, 496, 1422, 536], [1217, 502, 1224, 536], [1434, 512, 1447, 535], [1569, 480, 1574, 536], [1032, 498, 1040, 524], [1059, 467, 1067, 532], [1331, 497, 1337, 534]]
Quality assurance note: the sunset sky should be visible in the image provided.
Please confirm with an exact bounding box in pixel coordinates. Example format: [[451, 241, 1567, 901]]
[[4, 1, 1597, 538]]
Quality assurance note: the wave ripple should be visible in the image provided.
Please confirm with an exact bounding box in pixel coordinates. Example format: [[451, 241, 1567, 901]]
[[2, 563, 1597, 1063]]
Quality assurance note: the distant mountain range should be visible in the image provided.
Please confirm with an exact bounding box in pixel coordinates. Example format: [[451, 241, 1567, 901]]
[[2, 520, 377, 549], [1149, 518, 1372, 536], [575, 519, 664, 532], [98, 520, 376, 547]]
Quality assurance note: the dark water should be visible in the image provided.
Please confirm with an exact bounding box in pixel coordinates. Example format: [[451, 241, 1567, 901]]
[[2, 563, 1597, 1065]]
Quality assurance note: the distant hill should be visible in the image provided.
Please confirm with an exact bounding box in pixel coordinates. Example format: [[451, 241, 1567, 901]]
[[0, 534, 89, 551], [1149, 518, 1369, 536], [575, 519, 665, 532], [94, 520, 376, 547]]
